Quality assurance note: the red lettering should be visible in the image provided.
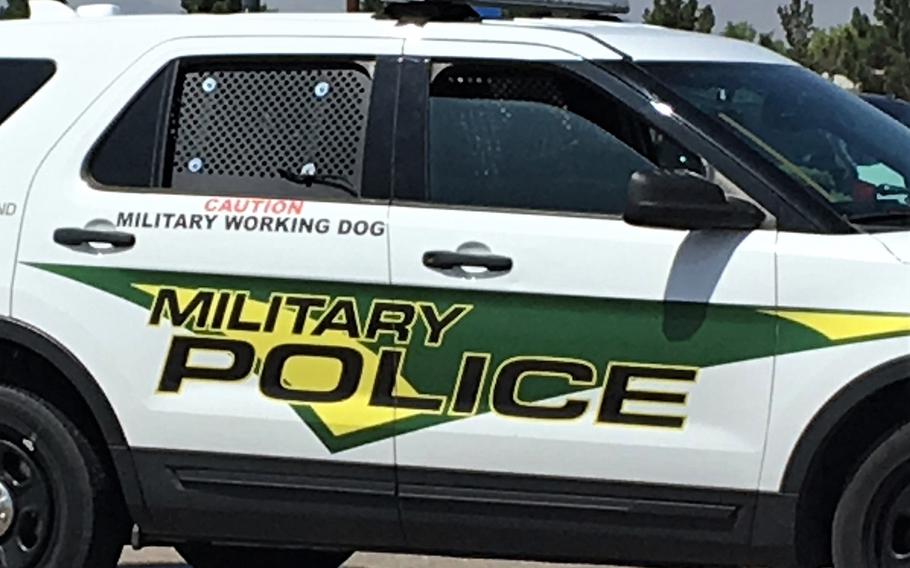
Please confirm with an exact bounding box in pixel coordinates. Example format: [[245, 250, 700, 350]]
[[204, 198, 219, 212]]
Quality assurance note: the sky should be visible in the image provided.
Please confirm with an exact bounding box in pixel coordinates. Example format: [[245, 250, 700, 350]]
[[20, 0, 879, 32]]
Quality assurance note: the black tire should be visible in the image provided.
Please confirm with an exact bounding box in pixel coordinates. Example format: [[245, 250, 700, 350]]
[[0, 385, 127, 568], [178, 543, 353, 568], [833, 422, 910, 567]]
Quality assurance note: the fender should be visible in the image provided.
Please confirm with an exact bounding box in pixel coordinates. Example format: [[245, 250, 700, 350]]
[[781, 354, 910, 493], [0, 316, 147, 523]]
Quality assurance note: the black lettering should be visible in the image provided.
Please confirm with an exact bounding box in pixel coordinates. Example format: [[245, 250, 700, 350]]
[[284, 296, 328, 334], [227, 293, 261, 332], [312, 298, 361, 338], [451, 354, 488, 415], [260, 217, 274, 232], [116, 212, 134, 227], [492, 359, 594, 420], [597, 365, 696, 429], [364, 301, 416, 343], [295, 218, 314, 233], [263, 295, 283, 333], [338, 220, 352, 235], [225, 215, 243, 230], [149, 288, 214, 328], [419, 303, 471, 346], [260, 344, 362, 403], [274, 217, 289, 232], [316, 218, 330, 233], [370, 348, 444, 412], [158, 336, 254, 392], [244, 216, 258, 231], [189, 214, 203, 230], [204, 214, 218, 229], [173, 214, 188, 229], [370, 221, 385, 236], [210, 291, 231, 330]]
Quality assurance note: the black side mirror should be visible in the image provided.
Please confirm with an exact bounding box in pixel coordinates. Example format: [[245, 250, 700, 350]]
[[624, 170, 766, 231]]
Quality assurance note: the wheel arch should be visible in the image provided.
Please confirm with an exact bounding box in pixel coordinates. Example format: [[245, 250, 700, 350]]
[[781, 354, 910, 564], [0, 315, 147, 525], [782, 354, 910, 493]]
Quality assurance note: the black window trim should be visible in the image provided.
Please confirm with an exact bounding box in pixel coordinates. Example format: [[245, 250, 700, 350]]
[[393, 56, 848, 233], [83, 54, 398, 204]]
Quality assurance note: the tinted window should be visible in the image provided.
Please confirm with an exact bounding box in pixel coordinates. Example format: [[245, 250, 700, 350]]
[[645, 63, 910, 220], [90, 58, 373, 199], [0, 59, 55, 126], [90, 64, 175, 188], [427, 64, 701, 216]]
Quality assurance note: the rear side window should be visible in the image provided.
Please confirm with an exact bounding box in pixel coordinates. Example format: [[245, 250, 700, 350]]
[[0, 59, 55, 126], [89, 57, 374, 200]]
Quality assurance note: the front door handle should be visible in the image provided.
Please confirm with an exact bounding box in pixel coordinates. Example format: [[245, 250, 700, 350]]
[[423, 251, 513, 272], [53, 228, 136, 249]]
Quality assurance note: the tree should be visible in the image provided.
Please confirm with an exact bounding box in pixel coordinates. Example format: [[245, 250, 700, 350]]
[[723, 21, 758, 43], [0, 0, 29, 19], [778, 0, 815, 64], [758, 31, 788, 55], [643, 0, 715, 33], [875, 0, 910, 99], [695, 4, 714, 34], [805, 9, 888, 93], [181, 0, 270, 13]]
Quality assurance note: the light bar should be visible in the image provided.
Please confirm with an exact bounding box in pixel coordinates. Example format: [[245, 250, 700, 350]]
[[384, 0, 630, 14]]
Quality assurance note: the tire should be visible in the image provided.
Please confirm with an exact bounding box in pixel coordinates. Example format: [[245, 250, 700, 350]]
[[178, 543, 353, 568], [833, 422, 910, 567], [0, 385, 127, 568]]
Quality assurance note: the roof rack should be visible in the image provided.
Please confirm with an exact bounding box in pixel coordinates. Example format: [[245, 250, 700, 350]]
[[378, 0, 629, 23]]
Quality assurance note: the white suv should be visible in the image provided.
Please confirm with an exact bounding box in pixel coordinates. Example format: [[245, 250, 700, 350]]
[[1, 1, 909, 567]]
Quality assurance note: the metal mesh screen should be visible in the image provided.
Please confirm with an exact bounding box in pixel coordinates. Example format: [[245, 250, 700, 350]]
[[433, 67, 566, 107], [170, 63, 371, 196]]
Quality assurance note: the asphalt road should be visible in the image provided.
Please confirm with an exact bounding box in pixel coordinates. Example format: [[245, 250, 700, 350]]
[[119, 548, 604, 567]]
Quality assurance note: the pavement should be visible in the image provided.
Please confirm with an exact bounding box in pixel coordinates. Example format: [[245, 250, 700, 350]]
[[118, 548, 603, 567]]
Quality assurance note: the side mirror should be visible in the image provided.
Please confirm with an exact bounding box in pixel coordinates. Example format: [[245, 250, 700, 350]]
[[624, 170, 766, 231]]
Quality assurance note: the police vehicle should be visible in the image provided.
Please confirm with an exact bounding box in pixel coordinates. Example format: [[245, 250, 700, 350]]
[[0, 0, 909, 566]]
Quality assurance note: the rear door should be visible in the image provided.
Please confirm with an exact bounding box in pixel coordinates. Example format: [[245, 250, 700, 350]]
[[14, 36, 403, 545], [386, 36, 780, 560]]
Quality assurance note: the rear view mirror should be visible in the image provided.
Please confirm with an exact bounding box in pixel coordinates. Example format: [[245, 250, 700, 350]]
[[624, 170, 765, 231]]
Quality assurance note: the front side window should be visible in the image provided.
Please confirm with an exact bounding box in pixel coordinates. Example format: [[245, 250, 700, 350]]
[[0, 59, 55, 126], [643, 62, 910, 224], [90, 58, 373, 199], [427, 63, 707, 216]]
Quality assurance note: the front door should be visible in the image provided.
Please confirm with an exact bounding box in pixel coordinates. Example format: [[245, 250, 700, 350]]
[[387, 44, 780, 560]]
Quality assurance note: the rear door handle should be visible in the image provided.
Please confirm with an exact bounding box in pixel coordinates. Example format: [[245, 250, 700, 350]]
[[53, 228, 136, 249], [423, 251, 513, 272]]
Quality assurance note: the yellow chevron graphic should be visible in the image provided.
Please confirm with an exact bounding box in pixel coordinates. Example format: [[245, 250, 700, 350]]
[[765, 310, 910, 342]]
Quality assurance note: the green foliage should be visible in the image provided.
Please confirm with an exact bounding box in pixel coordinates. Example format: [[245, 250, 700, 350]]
[[723, 21, 757, 43], [0, 0, 30, 19], [758, 32, 789, 55], [875, 0, 910, 99], [181, 0, 271, 13], [643, 0, 715, 33], [778, 0, 815, 64]]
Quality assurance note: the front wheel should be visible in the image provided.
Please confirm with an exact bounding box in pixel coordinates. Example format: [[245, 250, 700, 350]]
[[178, 543, 353, 568], [0, 385, 126, 568], [833, 423, 910, 567]]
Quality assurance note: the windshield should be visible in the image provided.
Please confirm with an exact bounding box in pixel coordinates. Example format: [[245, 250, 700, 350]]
[[641, 62, 910, 221], [865, 96, 910, 128]]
